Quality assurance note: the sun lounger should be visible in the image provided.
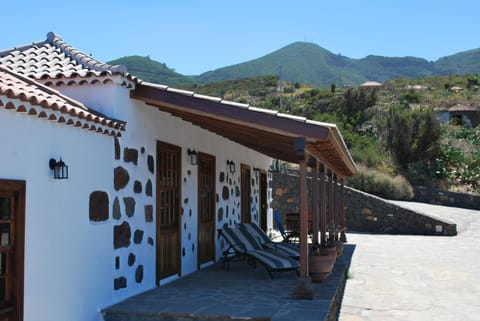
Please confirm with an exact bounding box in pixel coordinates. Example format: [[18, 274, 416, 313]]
[[239, 222, 300, 259], [219, 225, 299, 278], [274, 211, 299, 242]]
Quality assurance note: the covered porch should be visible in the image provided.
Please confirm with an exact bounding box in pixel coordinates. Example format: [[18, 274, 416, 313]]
[[130, 83, 357, 297], [103, 244, 354, 321]]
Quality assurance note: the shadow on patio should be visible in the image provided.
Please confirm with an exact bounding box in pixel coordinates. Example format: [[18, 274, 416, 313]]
[[102, 244, 355, 321]]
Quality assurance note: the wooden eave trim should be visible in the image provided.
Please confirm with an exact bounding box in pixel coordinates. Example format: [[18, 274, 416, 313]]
[[150, 101, 298, 162], [132, 84, 329, 140], [132, 83, 357, 175], [327, 129, 358, 175]]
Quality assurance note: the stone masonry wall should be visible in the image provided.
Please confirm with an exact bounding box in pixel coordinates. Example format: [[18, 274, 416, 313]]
[[345, 187, 456, 236], [413, 186, 480, 210], [271, 172, 457, 236]]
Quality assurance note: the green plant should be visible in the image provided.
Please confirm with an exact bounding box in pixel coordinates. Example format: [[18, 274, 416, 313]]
[[436, 126, 480, 193], [378, 105, 441, 168], [345, 166, 414, 200]]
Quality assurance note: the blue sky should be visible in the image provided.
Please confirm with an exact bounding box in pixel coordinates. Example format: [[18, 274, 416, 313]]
[[2, 0, 479, 75]]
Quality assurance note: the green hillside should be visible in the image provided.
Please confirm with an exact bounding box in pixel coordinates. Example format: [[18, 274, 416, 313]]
[[195, 42, 480, 87], [108, 43, 480, 88], [434, 48, 480, 75], [196, 42, 353, 86], [192, 74, 480, 196], [195, 42, 440, 87], [107, 55, 195, 87]]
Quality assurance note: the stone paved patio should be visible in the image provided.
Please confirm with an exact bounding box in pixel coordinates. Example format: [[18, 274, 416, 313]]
[[103, 245, 354, 321], [340, 202, 480, 321]]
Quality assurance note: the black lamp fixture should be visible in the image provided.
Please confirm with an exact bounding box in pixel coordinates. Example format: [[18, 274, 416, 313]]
[[49, 158, 69, 179], [226, 160, 236, 174], [187, 149, 198, 166], [253, 167, 260, 179]]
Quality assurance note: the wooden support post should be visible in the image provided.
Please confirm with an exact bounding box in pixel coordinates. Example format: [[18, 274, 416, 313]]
[[292, 138, 313, 299], [299, 159, 308, 277], [329, 170, 335, 243], [340, 178, 347, 243], [334, 173, 338, 242], [311, 159, 319, 245], [319, 164, 327, 246]]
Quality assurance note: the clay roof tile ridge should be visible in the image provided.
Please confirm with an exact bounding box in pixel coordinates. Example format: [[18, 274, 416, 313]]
[[46, 32, 126, 75]]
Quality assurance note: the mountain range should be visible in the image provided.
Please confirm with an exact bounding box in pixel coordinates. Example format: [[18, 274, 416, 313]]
[[108, 42, 480, 87]]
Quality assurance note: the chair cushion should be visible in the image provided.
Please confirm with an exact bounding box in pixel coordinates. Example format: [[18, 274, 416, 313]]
[[241, 223, 300, 259]]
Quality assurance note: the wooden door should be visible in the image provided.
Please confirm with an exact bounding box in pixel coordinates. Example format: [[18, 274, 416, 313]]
[[156, 142, 181, 283], [259, 171, 268, 231], [197, 153, 215, 268], [240, 164, 251, 224], [0, 180, 25, 321]]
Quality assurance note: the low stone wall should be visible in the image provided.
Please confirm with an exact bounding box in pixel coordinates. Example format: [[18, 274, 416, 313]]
[[271, 172, 457, 236], [345, 187, 456, 236], [413, 186, 480, 210]]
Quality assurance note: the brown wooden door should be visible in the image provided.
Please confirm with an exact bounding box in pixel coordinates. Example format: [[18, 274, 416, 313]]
[[240, 164, 251, 224], [0, 180, 25, 321], [259, 171, 268, 231], [197, 153, 215, 268], [156, 142, 181, 283]]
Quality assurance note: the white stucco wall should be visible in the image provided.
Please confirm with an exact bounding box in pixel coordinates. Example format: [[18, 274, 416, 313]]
[[13, 80, 272, 321], [0, 107, 115, 321]]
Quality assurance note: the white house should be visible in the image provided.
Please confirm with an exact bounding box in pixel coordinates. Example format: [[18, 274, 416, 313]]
[[0, 32, 356, 321]]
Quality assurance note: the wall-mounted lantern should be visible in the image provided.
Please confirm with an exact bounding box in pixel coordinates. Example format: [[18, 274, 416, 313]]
[[226, 160, 236, 174], [253, 167, 260, 179], [187, 149, 198, 166], [49, 158, 69, 179]]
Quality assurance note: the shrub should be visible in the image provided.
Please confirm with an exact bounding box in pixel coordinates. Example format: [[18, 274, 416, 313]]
[[346, 166, 414, 200], [378, 105, 441, 168]]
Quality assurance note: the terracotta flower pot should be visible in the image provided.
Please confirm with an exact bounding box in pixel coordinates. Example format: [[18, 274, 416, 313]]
[[309, 252, 334, 282], [318, 246, 337, 262], [336, 242, 344, 257]]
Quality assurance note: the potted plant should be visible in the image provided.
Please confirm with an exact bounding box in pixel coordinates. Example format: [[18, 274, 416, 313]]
[[309, 243, 335, 282]]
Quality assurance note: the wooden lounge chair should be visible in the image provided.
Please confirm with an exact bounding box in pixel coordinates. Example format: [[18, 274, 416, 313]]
[[239, 222, 300, 259], [219, 226, 299, 278]]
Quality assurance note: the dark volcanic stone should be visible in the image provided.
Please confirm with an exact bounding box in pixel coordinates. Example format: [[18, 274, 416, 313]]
[[114, 277, 127, 290], [135, 265, 144, 283], [133, 180, 142, 193], [113, 197, 121, 220], [128, 253, 136, 266], [114, 221, 131, 249], [145, 204, 153, 222], [124, 148, 138, 165], [89, 191, 109, 222], [114, 166, 130, 191], [146, 179, 153, 196], [124, 197, 136, 217], [114, 138, 121, 160], [134, 229, 144, 244], [222, 186, 229, 200], [147, 155, 154, 174]]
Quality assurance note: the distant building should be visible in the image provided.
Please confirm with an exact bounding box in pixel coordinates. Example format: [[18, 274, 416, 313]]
[[450, 86, 464, 93], [435, 104, 480, 128], [358, 81, 384, 90], [405, 85, 428, 91]]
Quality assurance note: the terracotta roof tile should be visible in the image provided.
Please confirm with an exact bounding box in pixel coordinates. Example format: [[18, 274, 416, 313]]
[[0, 32, 135, 84], [0, 66, 125, 136]]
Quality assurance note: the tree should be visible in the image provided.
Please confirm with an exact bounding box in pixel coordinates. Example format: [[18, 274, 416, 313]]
[[379, 105, 441, 168], [330, 83, 336, 94]]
